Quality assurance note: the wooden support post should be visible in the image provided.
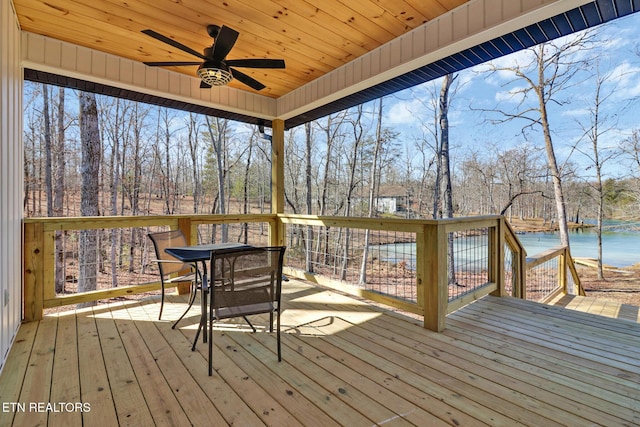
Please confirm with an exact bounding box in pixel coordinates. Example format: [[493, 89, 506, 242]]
[[518, 243, 527, 300], [23, 222, 44, 321], [178, 217, 195, 245], [422, 223, 447, 332], [175, 217, 193, 295], [490, 219, 505, 297], [415, 229, 426, 311], [270, 119, 285, 246], [560, 247, 568, 295]]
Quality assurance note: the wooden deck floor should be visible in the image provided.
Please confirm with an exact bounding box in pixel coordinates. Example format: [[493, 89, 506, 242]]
[[2, 280, 639, 426], [550, 293, 640, 323]]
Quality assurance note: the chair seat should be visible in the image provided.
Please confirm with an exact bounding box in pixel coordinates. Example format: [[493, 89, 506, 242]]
[[214, 302, 274, 320], [164, 272, 197, 284]]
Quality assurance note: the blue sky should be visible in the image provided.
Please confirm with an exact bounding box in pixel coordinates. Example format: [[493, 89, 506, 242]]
[[383, 12, 640, 180]]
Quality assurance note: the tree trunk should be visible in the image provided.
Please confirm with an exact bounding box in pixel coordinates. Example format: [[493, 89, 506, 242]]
[[342, 105, 364, 280], [128, 103, 143, 272], [43, 84, 53, 217], [207, 117, 228, 241], [304, 122, 314, 272], [360, 99, 384, 284], [188, 113, 201, 214], [54, 88, 66, 293], [438, 74, 458, 285], [538, 91, 570, 247], [241, 129, 254, 244], [110, 100, 121, 287], [78, 92, 101, 305]]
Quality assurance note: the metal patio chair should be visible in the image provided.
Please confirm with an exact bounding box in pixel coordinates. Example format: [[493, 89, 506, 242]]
[[148, 230, 201, 322], [206, 246, 286, 376]]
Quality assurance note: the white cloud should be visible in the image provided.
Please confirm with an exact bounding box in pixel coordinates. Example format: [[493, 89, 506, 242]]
[[494, 85, 528, 104], [386, 98, 425, 125], [608, 62, 640, 97]]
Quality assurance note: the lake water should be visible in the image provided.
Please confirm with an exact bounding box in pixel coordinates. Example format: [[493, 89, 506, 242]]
[[518, 220, 640, 268], [371, 220, 640, 269]]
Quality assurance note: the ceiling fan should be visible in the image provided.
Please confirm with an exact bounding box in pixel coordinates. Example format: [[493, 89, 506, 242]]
[[141, 25, 285, 91]]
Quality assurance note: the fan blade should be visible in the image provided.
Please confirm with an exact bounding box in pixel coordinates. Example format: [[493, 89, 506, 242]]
[[141, 29, 207, 60], [226, 59, 285, 69], [144, 61, 202, 67], [200, 81, 212, 89], [211, 25, 239, 61], [230, 68, 265, 91]]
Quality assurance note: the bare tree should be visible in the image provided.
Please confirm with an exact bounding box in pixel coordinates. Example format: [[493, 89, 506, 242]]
[[575, 63, 625, 279], [341, 105, 366, 279], [622, 130, 640, 208], [360, 98, 385, 284], [206, 116, 229, 241], [186, 113, 202, 213], [126, 102, 148, 271], [304, 121, 314, 272], [104, 99, 125, 287], [54, 88, 66, 293], [437, 74, 456, 221], [480, 31, 597, 246], [436, 74, 459, 285], [78, 91, 101, 304]]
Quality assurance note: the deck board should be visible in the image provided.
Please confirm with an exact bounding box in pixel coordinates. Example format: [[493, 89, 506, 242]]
[[49, 314, 82, 427], [2, 280, 640, 426]]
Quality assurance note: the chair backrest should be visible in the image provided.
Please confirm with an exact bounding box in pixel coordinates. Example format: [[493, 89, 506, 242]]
[[148, 230, 189, 276], [210, 246, 286, 316]]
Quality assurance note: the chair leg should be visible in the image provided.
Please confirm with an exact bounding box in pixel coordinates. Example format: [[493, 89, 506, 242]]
[[208, 318, 214, 376], [158, 284, 165, 320], [243, 316, 257, 332], [172, 282, 198, 330], [276, 310, 281, 362]]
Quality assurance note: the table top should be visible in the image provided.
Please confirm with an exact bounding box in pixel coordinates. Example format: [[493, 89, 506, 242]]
[[165, 242, 254, 262]]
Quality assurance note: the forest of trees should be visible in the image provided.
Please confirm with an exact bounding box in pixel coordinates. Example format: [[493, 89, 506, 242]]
[[23, 20, 640, 258], [23, 81, 640, 225]]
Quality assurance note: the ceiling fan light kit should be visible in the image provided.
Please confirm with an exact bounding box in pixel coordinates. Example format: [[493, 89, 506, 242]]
[[142, 24, 285, 91], [197, 64, 233, 86]]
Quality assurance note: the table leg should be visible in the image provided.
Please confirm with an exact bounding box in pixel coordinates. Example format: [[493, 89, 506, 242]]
[[192, 260, 208, 350]]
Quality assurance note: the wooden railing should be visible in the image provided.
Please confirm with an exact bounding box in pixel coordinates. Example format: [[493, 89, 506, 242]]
[[525, 245, 584, 301], [22, 214, 580, 331], [23, 214, 280, 322]]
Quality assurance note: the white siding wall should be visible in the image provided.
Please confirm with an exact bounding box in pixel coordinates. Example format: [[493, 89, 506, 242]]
[[0, 1, 24, 373], [21, 32, 278, 121]]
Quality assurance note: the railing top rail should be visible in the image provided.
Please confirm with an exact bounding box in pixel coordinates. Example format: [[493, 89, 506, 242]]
[[279, 214, 503, 232], [23, 213, 278, 231], [503, 220, 527, 255], [526, 245, 567, 269], [441, 217, 502, 233]]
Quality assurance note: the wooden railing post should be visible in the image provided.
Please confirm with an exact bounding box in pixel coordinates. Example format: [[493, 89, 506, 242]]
[[23, 222, 44, 321], [489, 219, 505, 297], [559, 247, 568, 294], [176, 217, 194, 295], [422, 223, 447, 332], [415, 227, 426, 313], [270, 120, 285, 247], [503, 219, 527, 299], [177, 217, 194, 245]]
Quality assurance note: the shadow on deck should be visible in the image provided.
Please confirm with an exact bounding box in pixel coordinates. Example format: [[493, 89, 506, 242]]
[[1, 279, 639, 426]]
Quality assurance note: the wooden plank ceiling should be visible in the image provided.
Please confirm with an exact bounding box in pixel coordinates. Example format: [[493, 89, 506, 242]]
[[13, 0, 468, 98]]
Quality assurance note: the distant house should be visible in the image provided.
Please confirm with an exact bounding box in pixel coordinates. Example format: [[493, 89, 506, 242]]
[[374, 185, 412, 214]]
